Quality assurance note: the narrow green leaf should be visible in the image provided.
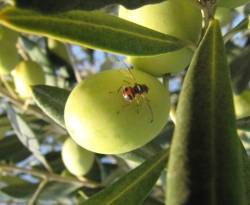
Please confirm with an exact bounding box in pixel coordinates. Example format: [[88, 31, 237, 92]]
[[224, 18, 249, 43], [0, 7, 184, 56], [0, 176, 37, 199], [118, 142, 163, 163], [237, 116, 250, 132], [39, 182, 82, 200], [0, 135, 31, 163], [240, 142, 250, 205], [6, 105, 52, 171], [18, 36, 51, 67], [230, 45, 250, 94], [81, 149, 168, 205], [167, 20, 245, 205], [14, 0, 165, 12], [31, 85, 70, 128]]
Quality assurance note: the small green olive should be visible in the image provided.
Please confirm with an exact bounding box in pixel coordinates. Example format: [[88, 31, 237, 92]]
[[13, 61, 45, 99], [61, 138, 95, 176], [64, 69, 170, 154]]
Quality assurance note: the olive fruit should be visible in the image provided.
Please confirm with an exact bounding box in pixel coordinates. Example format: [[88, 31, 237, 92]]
[[61, 138, 95, 176], [13, 61, 45, 99], [217, 0, 249, 8], [64, 69, 170, 154], [119, 0, 202, 76], [0, 26, 19, 75], [234, 90, 250, 119]]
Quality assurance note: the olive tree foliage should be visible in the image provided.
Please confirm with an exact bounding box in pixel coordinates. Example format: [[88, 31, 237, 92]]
[[0, 0, 249, 205]]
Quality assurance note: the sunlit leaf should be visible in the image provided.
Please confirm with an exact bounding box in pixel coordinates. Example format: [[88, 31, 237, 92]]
[[0, 7, 184, 56], [7, 105, 52, 171]]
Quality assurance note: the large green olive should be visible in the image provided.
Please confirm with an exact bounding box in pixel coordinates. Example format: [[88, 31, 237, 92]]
[[61, 138, 95, 176], [0, 26, 19, 75], [13, 61, 45, 99], [64, 69, 170, 154], [234, 90, 250, 119], [119, 0, 202, 76]]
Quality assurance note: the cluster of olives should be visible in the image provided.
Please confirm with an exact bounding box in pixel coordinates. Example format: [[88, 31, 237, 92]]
[[64, 0, 202, 157], [63, 0, 247, 176], [0, 0, 246, 177]]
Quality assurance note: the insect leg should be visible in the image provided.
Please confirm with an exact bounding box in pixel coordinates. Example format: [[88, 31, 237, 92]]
[[141, 95, 154, 123]]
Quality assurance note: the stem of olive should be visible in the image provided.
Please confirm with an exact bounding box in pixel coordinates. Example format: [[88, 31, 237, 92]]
[[28, 179, 48, 205], [0, 163, 100, 188]]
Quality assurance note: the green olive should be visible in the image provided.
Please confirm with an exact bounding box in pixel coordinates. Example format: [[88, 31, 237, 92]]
[[64, 69, 170, 154], [61, 138, 95, 176], [0, 26, 19, 75], [234, 90, 250, 119], [13, 61, 45, 99], [119, 0, 202, 76]]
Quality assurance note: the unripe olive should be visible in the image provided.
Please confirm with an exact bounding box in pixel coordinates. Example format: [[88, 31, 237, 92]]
[[0, 26, 19, 75], [217, 0, 249, 8], [215, 7, 233, 27], [61, 138, 95, 176], [64, 69, 170, 154], [48, 39, 70, 63], [13, 61, 45, 99], [119, 0, 202, 76], [234, 90, 250, 119]]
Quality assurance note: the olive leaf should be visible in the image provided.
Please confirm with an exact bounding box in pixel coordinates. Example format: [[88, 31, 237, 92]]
[[230, 45, 250, 94], [81, 149, 168, 205], [237, 116, 250, 132], [0, 7, 184, 56], [31, 85, 70, 128], [14, 0, 165, 12], [0, 135, 31, 163], [241, 142, 250, 205], [6, 105, 52, 171], [224, 17, 249, 43], [167, 20, 245, 205]]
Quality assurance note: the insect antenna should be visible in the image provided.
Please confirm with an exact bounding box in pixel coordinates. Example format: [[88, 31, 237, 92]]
[[112, 55, 138, 83]]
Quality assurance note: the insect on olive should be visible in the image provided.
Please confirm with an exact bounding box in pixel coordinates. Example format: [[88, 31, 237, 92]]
[[111, 67, 154, 123]]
